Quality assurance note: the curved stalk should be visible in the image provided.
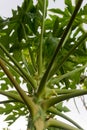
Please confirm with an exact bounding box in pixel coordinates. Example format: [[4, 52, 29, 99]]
[[0, 99, 21, 104], [48, 107, 84, 130], [43, 89, 87, 109], [38, 0, 46, 76], [74, 98, 80, 113], [37, 0, 83, 98], [0, 43, 37, 89], [0, 55, 22, 76], [0, 55, 30, 83], [46, 88, 86, 96], [21, 23, 37, 72], [49, 32, 87, 77], [51, 62, 87, 84], [28, 47, 37, 72], [0, 58, 36, 117], [46, 118, 80, 130], [0, 90, 23, 103]]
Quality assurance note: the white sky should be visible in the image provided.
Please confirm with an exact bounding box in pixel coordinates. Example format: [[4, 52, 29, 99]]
[[0, 0, 87, 130]]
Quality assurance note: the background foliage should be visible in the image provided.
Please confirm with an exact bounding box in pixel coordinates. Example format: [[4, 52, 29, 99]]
[[0, 0, 87, 130]]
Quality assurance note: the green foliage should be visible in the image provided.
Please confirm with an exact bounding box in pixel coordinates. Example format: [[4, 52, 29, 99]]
[[0, 0, 87, 130], [55, 102, 70, 112], [0, 102, 27, 125]]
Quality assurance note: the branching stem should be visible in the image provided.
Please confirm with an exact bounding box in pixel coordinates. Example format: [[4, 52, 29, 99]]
[[37, 0, 83, 97]]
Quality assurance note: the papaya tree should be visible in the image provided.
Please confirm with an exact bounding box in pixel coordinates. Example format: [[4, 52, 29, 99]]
[[0, 0, 87, 130]]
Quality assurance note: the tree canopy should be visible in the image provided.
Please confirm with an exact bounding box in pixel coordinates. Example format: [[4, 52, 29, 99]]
[[0, 0, 87, 130]]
